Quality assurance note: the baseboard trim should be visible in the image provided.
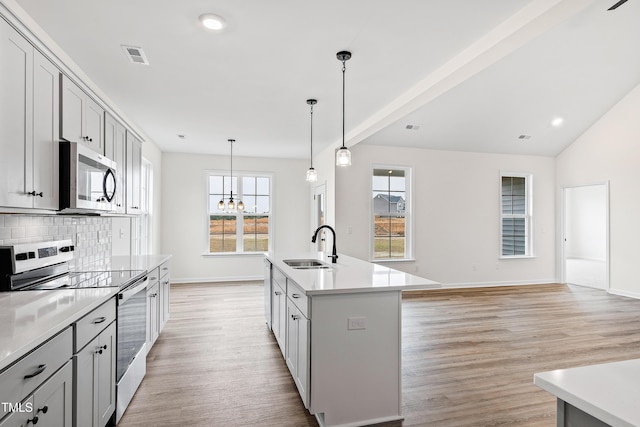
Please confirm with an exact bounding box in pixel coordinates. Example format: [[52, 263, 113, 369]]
[[608, 288, 640, 300], [439, 279, 558, 289], [171, 275, 263, 284]]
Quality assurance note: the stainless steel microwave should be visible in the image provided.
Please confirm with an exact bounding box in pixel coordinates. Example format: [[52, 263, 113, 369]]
[[59, 141, 117, 213]]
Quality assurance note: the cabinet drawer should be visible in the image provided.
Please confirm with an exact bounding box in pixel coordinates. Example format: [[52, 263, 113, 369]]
[[0, 327, 72, 419], [159, 260, 170, 279], [272, 267, 286, 288], [287, 280, 309, 319], [74, 298, 116, 352]]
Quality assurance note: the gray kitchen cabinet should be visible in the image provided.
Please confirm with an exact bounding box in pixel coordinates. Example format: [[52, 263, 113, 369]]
[[271, 275, 286, 357], [264, 259, 272, 328], [126, 131, 142, 214], [30, 361, 73, 427], [146, 281, 160, 351], [0, 327, 73, 425], [60, 74, 104, 154], [104, 113, 126, 212], [73, 312, 117, 427], [0, 18, 59, 210], [159, 261, 171, 331], [285, 294, 309, 408]]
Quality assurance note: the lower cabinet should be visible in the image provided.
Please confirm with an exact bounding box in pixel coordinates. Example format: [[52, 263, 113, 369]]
[[74, 321, 116, 427], [146, 281, 160, 351], [0, 361, 73, 427], [159, 261, 171, 331], [271, 280, 286, 356], [285, 298, 309, 407]]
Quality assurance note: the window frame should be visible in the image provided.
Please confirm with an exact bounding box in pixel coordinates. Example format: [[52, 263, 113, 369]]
[[499, 171, 534, 259], [370, 164, 413, 262], [204, 170, 273, 256]]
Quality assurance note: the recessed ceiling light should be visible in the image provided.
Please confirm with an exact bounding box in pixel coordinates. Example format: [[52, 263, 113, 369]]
[[551, 117, 564, 127], [199, 14, 226, 31]]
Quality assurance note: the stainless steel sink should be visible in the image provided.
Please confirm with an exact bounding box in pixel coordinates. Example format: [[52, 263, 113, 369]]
[[283, 259, 331, 269]]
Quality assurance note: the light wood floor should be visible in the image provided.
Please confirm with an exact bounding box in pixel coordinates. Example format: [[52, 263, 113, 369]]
[[117, 282, 640, 427]]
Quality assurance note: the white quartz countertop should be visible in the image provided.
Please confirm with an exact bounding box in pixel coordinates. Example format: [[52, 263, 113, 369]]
[[0, 287, 118, 370], [534, 358, 640, 427], [266, 252, 440, 295], [71, 254, 172, 273]]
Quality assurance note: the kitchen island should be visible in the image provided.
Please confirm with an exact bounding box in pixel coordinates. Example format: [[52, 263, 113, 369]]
[[265, 252, 440, 427], [534, 359, 640, 427]]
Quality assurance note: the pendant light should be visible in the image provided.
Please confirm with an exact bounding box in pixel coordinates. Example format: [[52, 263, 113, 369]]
[[336, 50, 352, 167], [306, 99, 318, 182], [218, 139, 244, 211]]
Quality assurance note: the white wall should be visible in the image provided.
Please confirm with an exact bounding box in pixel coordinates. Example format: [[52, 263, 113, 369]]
[[336, 144, 556, 286], [556, 83, 640, 297], [161, 152, 310, 283]]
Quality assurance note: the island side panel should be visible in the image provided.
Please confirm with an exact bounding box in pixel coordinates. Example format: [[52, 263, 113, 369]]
[[310, 290, 402, 426]]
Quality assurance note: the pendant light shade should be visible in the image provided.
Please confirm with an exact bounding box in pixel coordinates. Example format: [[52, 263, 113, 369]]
[[336, 50, 352, 167], [218, 139, 244, 211], [306, 99, 318, 182]]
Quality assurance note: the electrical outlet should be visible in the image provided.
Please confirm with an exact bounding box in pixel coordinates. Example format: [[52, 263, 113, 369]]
[[348, 317, 367, 331]]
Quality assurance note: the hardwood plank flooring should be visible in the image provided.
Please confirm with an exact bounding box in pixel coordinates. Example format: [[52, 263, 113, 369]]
[[117, 283, 640, 427]]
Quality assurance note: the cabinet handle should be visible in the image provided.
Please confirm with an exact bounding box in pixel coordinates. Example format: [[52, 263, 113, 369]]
[[274, 291, 282, 295], [292, 294, 301, 299], [93, 316, 107, 324], [27, 415, 38, 424], [291, 314, 300, 320], [96, 344, 108, 355], [37, 405, 48, 414], [24, 364, 47, 379], [27, 191, 43, 197], [162, 267, 169, 271]]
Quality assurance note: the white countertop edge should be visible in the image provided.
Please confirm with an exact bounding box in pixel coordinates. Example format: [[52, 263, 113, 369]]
[[534, 360, 640, 427], [304, 283, 440, 296], [0, 288, 119, 370]]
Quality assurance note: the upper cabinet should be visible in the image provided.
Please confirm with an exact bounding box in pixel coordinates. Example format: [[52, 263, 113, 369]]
[[60, 74, 104, 154], [126, 131, 142, 214], [0, 18, 59, 210], [105, 113, 127, 213]]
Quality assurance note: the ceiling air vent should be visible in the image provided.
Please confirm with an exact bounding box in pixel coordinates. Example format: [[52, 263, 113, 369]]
[[121, 45, 149, 65]]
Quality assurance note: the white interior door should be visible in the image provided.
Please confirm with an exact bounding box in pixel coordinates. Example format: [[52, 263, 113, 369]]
[[563, 183, 609, 290]]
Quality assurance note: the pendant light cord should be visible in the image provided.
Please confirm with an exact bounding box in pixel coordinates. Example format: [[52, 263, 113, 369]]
[[229, 139, 234, 199], [341, 60, 346, 149], [310, 103, 314, 168]]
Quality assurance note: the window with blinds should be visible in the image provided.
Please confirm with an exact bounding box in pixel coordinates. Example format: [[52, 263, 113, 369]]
[[500, 174, 531, 257]]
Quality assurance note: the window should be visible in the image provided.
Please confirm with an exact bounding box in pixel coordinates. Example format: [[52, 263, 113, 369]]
[[372, 167, 411, 260], [500, 173, 532, 257], [207, 173, 271, 254], [133, 159, 153, 256]]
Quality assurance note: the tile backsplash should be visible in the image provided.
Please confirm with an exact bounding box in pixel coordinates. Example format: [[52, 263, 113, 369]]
[[0, 214, 112, 271]]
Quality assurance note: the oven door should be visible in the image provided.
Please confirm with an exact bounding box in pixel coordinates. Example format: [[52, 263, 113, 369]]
[[60, 141, 117, 213], [116, 276, 148, 382]]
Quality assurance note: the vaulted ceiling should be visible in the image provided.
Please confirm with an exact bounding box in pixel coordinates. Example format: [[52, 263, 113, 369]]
[[10, 0, 640, 159]]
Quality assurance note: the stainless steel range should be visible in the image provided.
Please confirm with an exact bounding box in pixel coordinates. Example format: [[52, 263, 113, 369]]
[[0, 240, 149, 423]]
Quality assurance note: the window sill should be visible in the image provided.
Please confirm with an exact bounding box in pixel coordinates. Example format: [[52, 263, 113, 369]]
[[371, 258, 416, 263], [499, 255, 536, 260], [202, 252, 267, 257]]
